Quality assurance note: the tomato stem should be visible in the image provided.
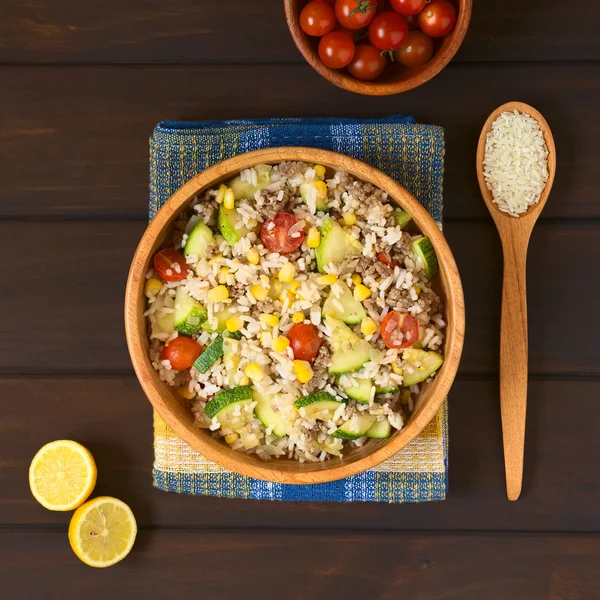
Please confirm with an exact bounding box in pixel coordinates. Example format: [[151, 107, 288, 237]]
[[348, 0, 375, 17]]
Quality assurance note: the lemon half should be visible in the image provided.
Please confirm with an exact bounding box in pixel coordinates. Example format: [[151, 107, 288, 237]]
[[29, 440, 97, 511], [69, 496, 137, 568]]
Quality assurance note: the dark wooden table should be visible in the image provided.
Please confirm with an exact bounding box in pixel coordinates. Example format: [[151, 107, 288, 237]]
[[2, 1, 599, 598]]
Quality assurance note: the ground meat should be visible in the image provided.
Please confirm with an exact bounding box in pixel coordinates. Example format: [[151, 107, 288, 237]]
[[384, 287, 412, 311], [277, 161, 307, 179], [415, 291, 442, 323], [335, 171, 354, 189], [227, 281, 247, 299], [355, 256, 392, 279], [256, 188, 295, 221], [254, 297, 281, 314], [204, 244, 220, 260], [363, 297, 380, 315], [313, 344, 331, 370], [390, 232, 412, 262], [194, 196, 218, 226], [303, 345, 331, 393]]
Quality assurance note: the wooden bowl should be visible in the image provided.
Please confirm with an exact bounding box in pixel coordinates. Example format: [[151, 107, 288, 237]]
[[284, 0, 472, 96], [125, 147, 465, 484]]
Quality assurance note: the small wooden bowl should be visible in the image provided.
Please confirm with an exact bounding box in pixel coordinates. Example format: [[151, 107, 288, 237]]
[[284, 0, 472, 96], [125, 147, 465, 484]]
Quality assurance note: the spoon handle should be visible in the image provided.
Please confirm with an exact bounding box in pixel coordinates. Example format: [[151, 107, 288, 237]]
[[499, 233, 529, 501]]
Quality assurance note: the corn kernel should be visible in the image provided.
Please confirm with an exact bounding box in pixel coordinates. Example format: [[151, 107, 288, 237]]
[[314, 164, 326, 179], [353, 283, 372, 302], [278, 262, 295, 282], [272, 336, 290, 353], [177, 385, 195, 400], [392, 362, 404, 375], [208, 253, 223, 266], [292, 312, 305, 324], [289, 280, 301, 295], [314, 180, 328, 200], [145, 278, 163, 298], [293, 360, 313, 384], [351, 274, 362, 286], [279, 289, 295, 304], [247, 248, 260, 265], [307, 227, 321, 248], [207, 285, 229, 303], [238, 375, 250, 386], [218, 266, 231, 284], [223, 188, 235, 210], [215, 184, 227, 204], [259, 313, 279, 327], [316, 274, 337, 286], [225, 317, 243, 333], [343, 212, 357, 226], [244, 362, 265, 382], [414, 285, 421, 296], [224, 433, 239, 445], [260, 274, 271, 286], [250, 284, 269, 301], [361, 317, 378, 336]]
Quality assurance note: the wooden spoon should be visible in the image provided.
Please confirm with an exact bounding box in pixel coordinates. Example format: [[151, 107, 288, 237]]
[[476, 101, 557, 501]]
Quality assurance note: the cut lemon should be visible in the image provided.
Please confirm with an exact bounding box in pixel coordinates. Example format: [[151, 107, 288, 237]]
[[29, 440, 97, 511], [68, 496, 137, 568]]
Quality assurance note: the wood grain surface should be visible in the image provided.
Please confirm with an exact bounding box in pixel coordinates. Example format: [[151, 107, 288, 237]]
[[1, 0, 599, 596]]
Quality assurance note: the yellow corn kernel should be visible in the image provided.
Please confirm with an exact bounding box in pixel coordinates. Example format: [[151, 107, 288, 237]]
[[293, 360, 313, 384], [259, 313, 279, 327], [260, 274, 271, 286], [353, 283, 372, 302], [144, 278, 162, 298], [177, 385, 195, 400], [247, 248, 260, 265], [208, 253, 223, 266], [225, 317, 243, 333], [215, 184, 227, 204], [289, 280, 301, 295], [250, 284, 269, 301], [314, 164, 326, 179], [316, 274, 337, 286], [392, 362, 403, 375], [343, 212, 357, 226], [351, 274, 362, 286], [207, 285, 229, 303], [414, 285, 421, 296], [223, 188, 235, 210], [292, 311, 305, 324], [224, 433, 239, 445], [244, 362, 265, 382], [279, 289, 295, 304], [361, 317, 378, 336], [238, 375, 250, 386], [307, 227, 321, 248], [272, 336, 290, 353], [278, 262, 295, 283], [314, 180, 328, 200], [218, 266, 231, 284]]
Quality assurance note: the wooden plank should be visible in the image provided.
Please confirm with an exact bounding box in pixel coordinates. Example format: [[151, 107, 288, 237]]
[[3, 377, 599, 531], [1, 529, 599, 599], [0, 0, 598, 64], [0, 220, 597, 375], [0, 63, 598, 219]]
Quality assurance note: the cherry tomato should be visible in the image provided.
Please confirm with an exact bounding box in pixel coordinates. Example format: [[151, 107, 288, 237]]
[[418, 0, 457, 37], [390, 0, 426, 15], [154, 248, 190, 282], [380, 311, 420, 349], [300, 1, 336, 37], [261, 213, 305, 254], [287, 323, 323, 362], [335, 0, 377, 30], [162, 336, 202, 370], [404, 14, 420, 30], [394, 30, 434, 66], [368, 11, 408, 54], [347, 44, 386, 80], [376, 251, 398, 268], [318, 30, 356, 69]]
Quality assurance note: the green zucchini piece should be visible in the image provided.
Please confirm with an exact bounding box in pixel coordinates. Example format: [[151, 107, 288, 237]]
[[327, 316, 376, 375], [218, 204, 249, 246], [333, 414, 377, 440], [376, 385, 399, 395], [254, 391, 287, 438], [300, 181, 328, 212], [173, 287, 208, 336], [322, 281, 367, 324], [393, 209, 412, 229], [366, 419, 392, 439], [193, 330, 242, 374], [294, 392, 345, 421], [228, 164, 272, 200], [184, 221, 215, 258], [402, 348, 444, 386], [411, 235, 439, 280], [205, 386, 253, 420], [315, 217, 363, 274], [336, 377, 373, 404]]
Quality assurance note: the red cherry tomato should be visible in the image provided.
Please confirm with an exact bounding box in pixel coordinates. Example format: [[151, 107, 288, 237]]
[[418, 0, 457, 37], [154, 248, 190, 282], [261, 213, 305, 254], [376, 251, 398, 268], [300, 1, 336, 37], [287, 323, 323, 362], [334, 0, 377, 30], [347, 44, 387, 81], [380, 311, 420, 349], [368, 11, 408, 54], [162, 336, 202, 370], [318, 30, 356, 68], [404, 14, 420, 30], [394, 30, 434, 66], [390, 0, 426, 15]]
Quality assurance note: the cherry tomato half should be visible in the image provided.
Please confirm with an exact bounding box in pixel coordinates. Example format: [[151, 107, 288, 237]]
[[394, 30, 434, 67], [154, 248, 190, 282], [162, 336, 202, 370], [418, 0, 457, 37], [335, 0, 377, 30], [318, 30, 356, 68], [300, 1, 336, 37], [376, 251, 398, 268], [380, 311, 420, 349], [287, 323, 323, 362], [347, 44, 387, 80], [390, 0, 426, 15], [261, 213, 305, 254], [368, 11, 408, 53]]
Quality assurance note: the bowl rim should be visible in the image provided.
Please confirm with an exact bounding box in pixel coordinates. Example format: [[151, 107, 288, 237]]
[[125, 146, 465, 484], [283, 0, 473, 96]]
